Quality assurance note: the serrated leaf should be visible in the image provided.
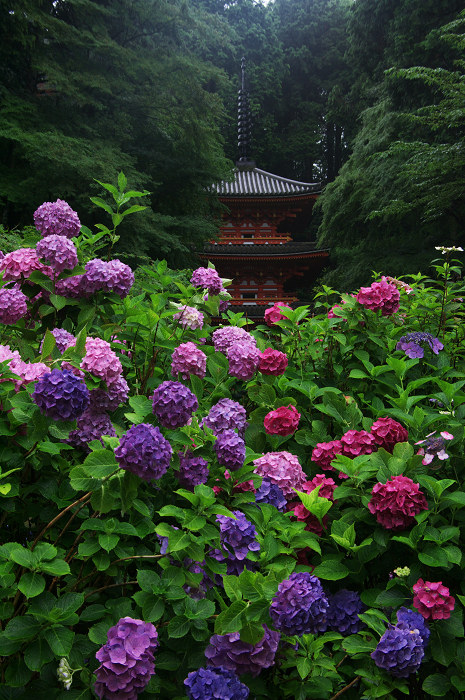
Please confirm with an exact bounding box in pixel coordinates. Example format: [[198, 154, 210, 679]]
[[312, 559, 349, 580], [214, 601, 248, 635], [18, 572, 45, 598]]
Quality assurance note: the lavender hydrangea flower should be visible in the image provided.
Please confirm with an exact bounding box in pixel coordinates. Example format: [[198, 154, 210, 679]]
[[152, 380, 198, 429], [173, 305, 204, 330], [205, 625, 279, 677], [115, 423, 172, 481], [36, 235, 78, 274], [415, 430, 454, 465], [212, 326, 256, 354], [217, 511, 260, 561], [34, 199, 81, 239], [227, 342, 261, 381], [106, 259, 134, 297], [81, 337, 122, 384], [202, 399, 248, 437], [396, 332, 443, 359], [171, 342, 207, 380], [191, 267, 223, 295], [371, 625, 424, 677], [84, 259, 111, 293], [214, 429, 246, 471], [185, 666, 249, 700], [326, 590, 364, 635], [396, 607, 430, 648], [67, 409, 116, 451], [40, 328, 76, 354], [255, 478, 287, 512], [0, 286, 28, 324], [270, 572, 329, 637], [178, 451, 209, 490], [94, 617, 158, 700], [253, 451, 306, 498], [32, 368, 89, 421]]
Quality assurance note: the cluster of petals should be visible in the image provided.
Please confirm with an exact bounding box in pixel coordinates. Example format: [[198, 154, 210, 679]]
[[68, 409, 116, 451], [264, 302, 292, 326], [94, 617, 158, 700], [152, 380, 198, 429], [311, 440, 343, 471], [396, 607, 430, 647], [264, 404, 300, 436], [34, 199, 81, 239], [184, 666, 249, 700], [415, 430, 453, 466], [214, 429, 246, 471], [202, 398, 248, 437], [255, 478, 287, 511], [270, 572, 329, 636], [226, 342, 260, 381], [32, 368, 89, 421], [217, 510, 260, 561], [81, 337, 123, 384], [340, 429, 376, 457], [178, 450, 209, 490], [326, 590, 364, 635], [205, 625, 279, 677], [381, 275, 413, 294], [89, 375, 129, 412], [55, 273, 88, 299], [356, 280, 400, 316], [253, 451, 306, 497], [258, 348, 288, 376], [0, 286, 28, 324], [0, 248, 51, 282], [41, 328, 76, 354], [190, 267, 223, 295], [371, 624, 424, 677], [173, 305, 204, 330], [396, 332, 443, 359], [212, 326, 256, 354], [368, 475, 428, 530], [9, 359, 49, 388], [85, 258, 134, 297], [36, 235, 78, 274], [412, 579, 455, 620], [115, 423, 172, 481], [0, 344, 22, 367], [171, 341, 206, 380], [370, 417, 408, 452]]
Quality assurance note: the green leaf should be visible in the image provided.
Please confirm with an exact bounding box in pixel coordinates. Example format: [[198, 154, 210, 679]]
[[98, 533, 119, 552], [46, 625, 74, 656], [90, 196, 114, 215], [4, 616, 41, 642], [8, 544, 36, 568], [214, 601, 248, 635], [312, 559, 349, 581], [167, 616, 190, 639], [40, 329, 56, 358], [23, 635, 54, 671], [50, 293, 68, 310], [82, 449, 118, 478], [39, 558, 70, 576], [18, 572, 45, 598], [422, 675, 451, 697], [418, 544, 449, 568], [342, 634, 377, 654], [392, 442, 414, 460]]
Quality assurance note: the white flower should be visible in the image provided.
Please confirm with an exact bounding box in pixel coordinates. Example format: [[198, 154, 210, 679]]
[[435, 246, 464, 254]]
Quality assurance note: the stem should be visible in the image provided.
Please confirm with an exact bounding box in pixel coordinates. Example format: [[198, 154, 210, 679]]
[[83, 580, 137, 602], [31, 492, 92, 549], [329, 676, 361, 700]]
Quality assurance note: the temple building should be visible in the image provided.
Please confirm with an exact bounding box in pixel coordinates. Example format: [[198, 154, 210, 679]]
[[199, 59, 329, 317]]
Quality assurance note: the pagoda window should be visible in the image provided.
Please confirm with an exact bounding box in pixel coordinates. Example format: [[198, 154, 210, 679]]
[[242, 233, 254, 239], [241, 292, 257, 300]]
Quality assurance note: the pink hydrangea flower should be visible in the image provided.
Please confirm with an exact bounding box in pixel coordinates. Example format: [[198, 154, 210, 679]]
[[81, 337, 123, 384], [0, 344, 22, 366], [171, 342, 206, 380], [264, 405, 300, 436], [311, 440, 344, 471], [412, 579, 455, 620], [9, 359, 49, 389], [356, 280, 400, 316], [381, 276, 413, 294], [258, 348, 288, 376], [340, 429, 376, 457], [0, 286, 28, 324], [264, 302, 292, 326], [253, 451, 306, 497], [173, 305, 204, 330], [370, 417, 408, 453], [0, 248, 51, 282], [227, 342, 260, 380], [368, 475, 428, 530]]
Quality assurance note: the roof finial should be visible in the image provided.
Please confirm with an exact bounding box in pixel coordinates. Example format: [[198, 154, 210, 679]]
[[237, 57, 253, 167]]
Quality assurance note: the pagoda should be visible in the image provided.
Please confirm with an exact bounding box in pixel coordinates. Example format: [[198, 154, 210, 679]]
[[200, 59, 329, 317]]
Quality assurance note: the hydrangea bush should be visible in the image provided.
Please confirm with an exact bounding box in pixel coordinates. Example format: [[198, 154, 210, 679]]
[[0, 183, 464, 699]]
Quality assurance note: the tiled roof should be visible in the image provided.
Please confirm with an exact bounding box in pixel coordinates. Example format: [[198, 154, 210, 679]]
[[214, 167, 321, 197], [202, 242, 329, 257]]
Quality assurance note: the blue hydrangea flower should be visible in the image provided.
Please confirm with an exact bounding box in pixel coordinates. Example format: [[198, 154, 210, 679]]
[[396, 607, 430, 648], [32, 368, 89, 421], [255, 478, 287, 511], [326, 589, 364, 635], [396, 332, 443, 359], [184, 666, 249, 699], [371, 625, 424, 677]]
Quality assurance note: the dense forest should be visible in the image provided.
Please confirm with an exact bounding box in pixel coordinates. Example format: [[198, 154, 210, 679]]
[[1, 0, 464, 287]]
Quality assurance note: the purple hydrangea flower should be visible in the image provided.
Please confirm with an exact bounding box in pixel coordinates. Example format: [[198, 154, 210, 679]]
[[106, 259, 134, 297], [212, 326, 256, 354], [415, 430, 454, 466], [396, 332, 443, 359], [89, 375, 130, 412], [115, 423, 172, 481], [396, 607, 430, 648], [371, 625, 424, 677], [152, 380, 198, 429], [326, 590, 364, 635], [55, 273, 88, 299], [36, 235, 78, 274], [0, 286, 28, 324], [214, 429, 246, 471], [255, 478, 287, 512], [178, 451, 209, 490], [205, 625, 279, 677], [40, 328, 76, 355], [270, 572, 329, 637], [227, 342, 261, 381], [84, 258, 112, 293], [171, 342, 207, 380], [94, 617, 158, 700], [34, 199, 81, 239], [219, 299, 230, 314], [191, 267, 223, 295], [67, 409, 116, 451], [32, 368, 89, 421], [202, 399, 248, 437], [184, 666, 249, 699], [216, 510, 260, 561]]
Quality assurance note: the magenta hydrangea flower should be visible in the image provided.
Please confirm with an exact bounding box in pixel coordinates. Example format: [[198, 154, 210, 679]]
[[264, 302, 292, 326], [326, 590, 364, 635], [288, 474, 336, 536], [40, 328, 76, 355], [36, 235, 78, 274], [214, 429, 246, 471], [227, 342, 260, 380], [67, 409, 116, 451], [212, 326, 256, 354], [415, 430, 454, 466], [0, 287, 28, 325], [340, 429, 376, 457], [202, 399, 248, 437], [152, 380, 198, 429], [89, 375, 129, 412], [381, 276, 413, 294], [412, 579, 455, 620], [396, 332, 443, 359], [0, 248, 51, 282], [370, 417, 408, 453], [311, 440, 344, 471], [94, 617, 159, 700], [371, 625, 424, 677], [106, 259, 134, 297], [205, 625, 279, 677], [173, 305, 204, 330], [81, 337, 123, 384], [171, 342, 206, 380], [368, 475, 428, 530], [356, 280, 400, 316], [258, 348, 288, 376], [216, 510, 260, 561], [191, 267, 223, 295], [178, 450, 209, 490], [264, 405, 300, 436], [34, 199, 81, 239], [184, 667, 249, 700], [32, 368, 89, 421], [253, 451, 306, 498], [115, 423, 172, 481], [270, 572, 329, 636]]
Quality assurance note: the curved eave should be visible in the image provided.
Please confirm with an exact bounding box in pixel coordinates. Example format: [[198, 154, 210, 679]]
[[219, 193, 319, 205], [199, 249, 329, 262]]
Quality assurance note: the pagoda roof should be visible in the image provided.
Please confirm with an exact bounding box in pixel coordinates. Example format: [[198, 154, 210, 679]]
[[214, 166, 321, 198], [202, 242, 329, 259]]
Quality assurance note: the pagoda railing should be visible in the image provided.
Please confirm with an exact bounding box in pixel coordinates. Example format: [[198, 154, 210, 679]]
[[229, 296, 298, 306]]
